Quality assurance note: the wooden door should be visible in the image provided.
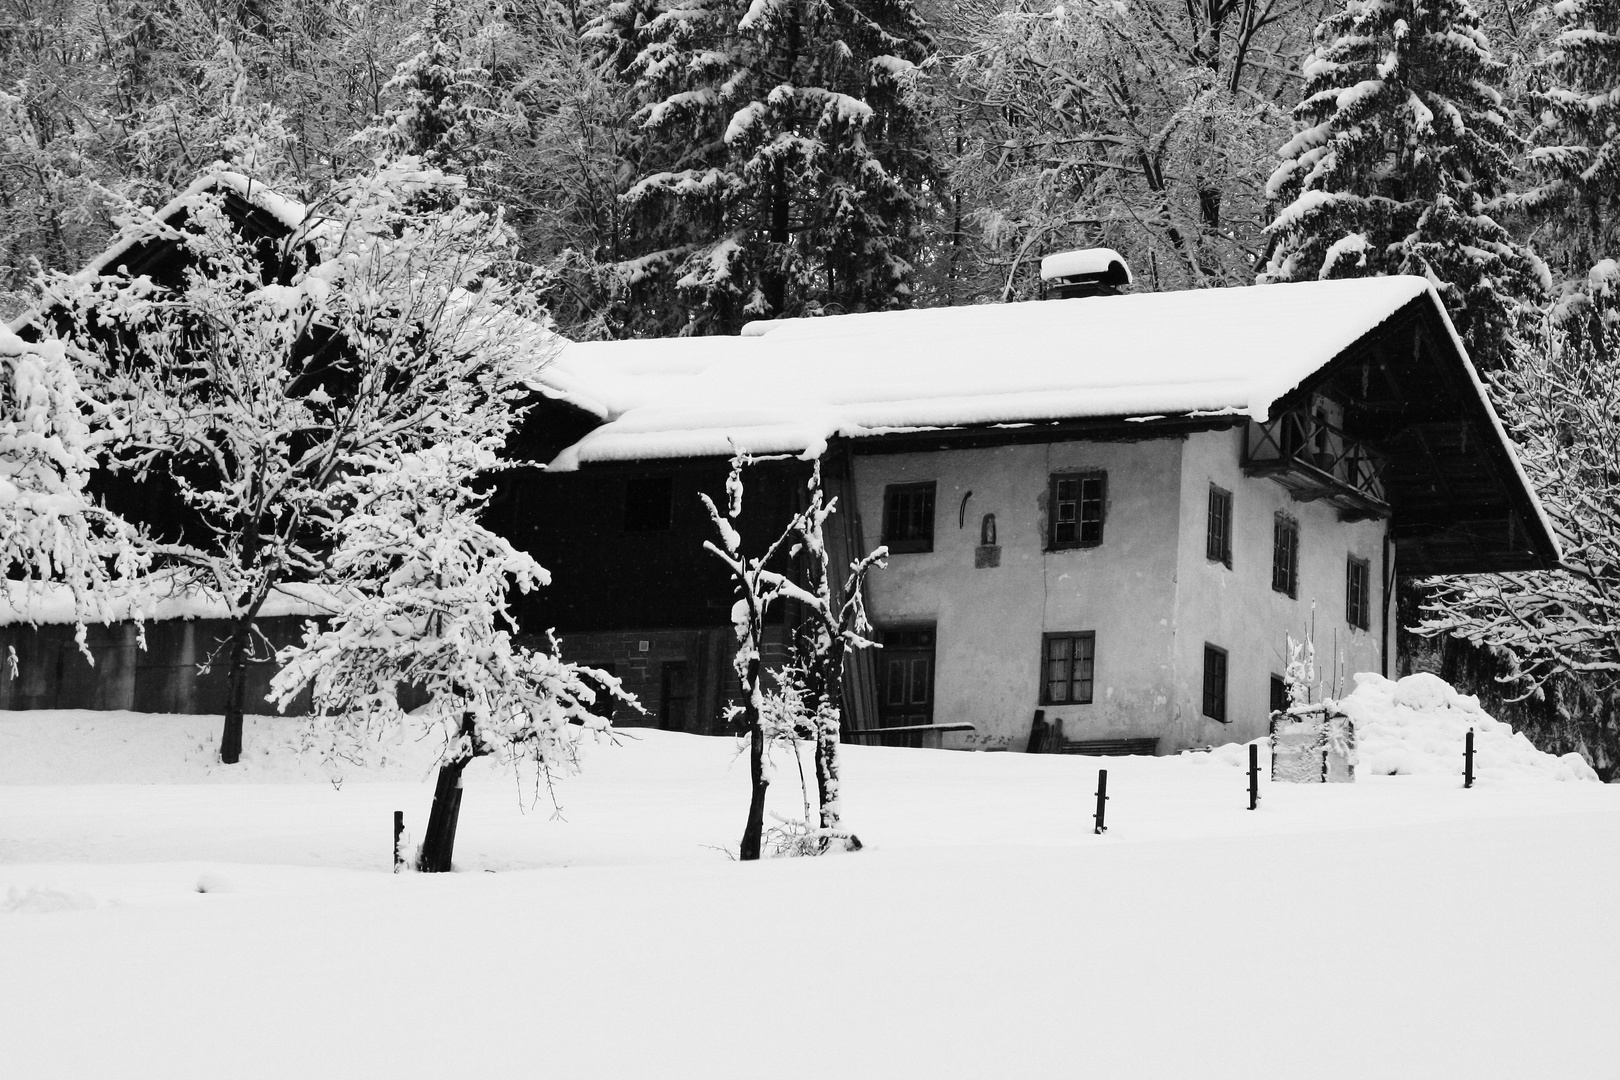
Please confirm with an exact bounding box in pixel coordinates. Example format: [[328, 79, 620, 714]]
[[878, 627, 935, 746]]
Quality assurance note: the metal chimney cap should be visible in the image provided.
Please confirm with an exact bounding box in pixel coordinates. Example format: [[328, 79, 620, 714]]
[[1040, 248, 1133, 285]]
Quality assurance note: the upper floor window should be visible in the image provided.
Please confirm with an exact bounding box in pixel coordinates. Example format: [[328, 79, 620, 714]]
[[882, 482, 936, 553], [1206, 484, 1233, 567], [1272, 514, 1299, 598], [1346, 555, 1371, 630], [1041, 632, 1096, 705], [1049, 471, 1106, 549], [624, 476, 673, 532]]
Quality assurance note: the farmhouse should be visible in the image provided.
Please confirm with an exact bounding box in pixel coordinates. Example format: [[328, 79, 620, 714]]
[[505, 260, 1559, 753], [2, 188, 1558, 755]]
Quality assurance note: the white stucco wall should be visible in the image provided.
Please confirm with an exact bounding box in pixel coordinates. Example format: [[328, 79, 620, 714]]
[[852, 428, 1390, 754], [853, 440, 1185, 751], [1169, 428, 1387, 751]]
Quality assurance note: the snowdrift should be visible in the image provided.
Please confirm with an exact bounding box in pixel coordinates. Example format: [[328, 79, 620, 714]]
[[1335, 672, 1598, 783]]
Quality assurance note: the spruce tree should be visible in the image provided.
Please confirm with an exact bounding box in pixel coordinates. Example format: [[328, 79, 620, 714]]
[[1521, 0, 1620, 300], [1261, 0, 1545, 369], [617, 0, 936, 335]]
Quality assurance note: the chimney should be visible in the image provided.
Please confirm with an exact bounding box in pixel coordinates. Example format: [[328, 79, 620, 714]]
[[1040, 248, 1132, 299]]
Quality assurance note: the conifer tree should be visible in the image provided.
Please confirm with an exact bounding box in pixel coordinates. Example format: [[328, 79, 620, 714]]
[[1520, 0, 1620, 300], [1261, 0, 1545, 369], [618, 0, 937, 335]]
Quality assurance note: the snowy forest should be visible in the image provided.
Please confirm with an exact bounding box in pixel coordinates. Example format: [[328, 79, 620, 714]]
[[2, 0, 1620, 774]]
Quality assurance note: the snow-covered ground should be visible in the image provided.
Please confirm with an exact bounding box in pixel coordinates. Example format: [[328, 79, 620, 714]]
[[2, 693, 1616, 1079]]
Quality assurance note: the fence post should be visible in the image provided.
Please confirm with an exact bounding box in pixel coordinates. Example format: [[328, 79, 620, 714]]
[[1093, 769, 1109, 834], [1248, 743, 1260, 810], [393, 810, 405, 873], [1464, 729, 1475, 789]]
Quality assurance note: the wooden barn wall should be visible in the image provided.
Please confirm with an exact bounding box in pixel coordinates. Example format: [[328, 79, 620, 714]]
[[0, 616, 316, 715], [488, 456, 812, 635]]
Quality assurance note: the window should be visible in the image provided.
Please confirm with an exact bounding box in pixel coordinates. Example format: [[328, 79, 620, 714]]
[[1203, 644, 1228, 723], [1270, 674, 1288, 716], [624, 476, 673, 532], [1049, 471, 1106, 549], [882, 482, 936, 553], [1041, 632, 1096, 705], [1346, 555, 1371, 630], [1272, 514, 1299, 597], [1206, 485, 1233, 567]]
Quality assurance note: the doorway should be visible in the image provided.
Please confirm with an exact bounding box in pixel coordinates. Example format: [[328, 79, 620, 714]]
[[878, 626, 935, 746]]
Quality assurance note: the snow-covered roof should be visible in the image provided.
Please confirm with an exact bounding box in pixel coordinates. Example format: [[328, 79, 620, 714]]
[[543, 277, 1435, 469], [1040, 247, 1132, 283], [6, 171, 309, 339]]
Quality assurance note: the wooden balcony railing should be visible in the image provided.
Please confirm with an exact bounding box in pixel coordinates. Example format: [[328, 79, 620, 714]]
[[1243, 411, 1389, 519]]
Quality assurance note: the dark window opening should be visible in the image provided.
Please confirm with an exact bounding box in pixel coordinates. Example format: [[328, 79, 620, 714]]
[[1203, 644, 1228, 723], [624, 476, 674, 532], [1041, 632, 1096, 705], [1272, 514, 1299, 598], [1207, 485, 1233, 567], [1049, 471, 1106, 549], [1347, 555, 1371, 630], [883, 482, 936, 553], [1270, 674, 1288, 716]]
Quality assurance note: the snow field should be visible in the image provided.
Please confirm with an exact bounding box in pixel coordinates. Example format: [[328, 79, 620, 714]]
[[1, 706, 1616, 1079]]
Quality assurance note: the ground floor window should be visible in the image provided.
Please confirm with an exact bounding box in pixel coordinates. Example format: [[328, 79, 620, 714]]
[[1270, 673, 1287, 716], [1041, 632, 1096, 705], [1203, 644, 1228, 722]]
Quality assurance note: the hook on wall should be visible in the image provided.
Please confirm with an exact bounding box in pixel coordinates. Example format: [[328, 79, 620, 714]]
[[959, 490, 973, 529]]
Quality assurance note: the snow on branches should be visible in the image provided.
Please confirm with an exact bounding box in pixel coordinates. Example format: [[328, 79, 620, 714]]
[[1261, 0, 1545, 369], [0, 326, 138, 645], [41, 158, 556, 762], [268, 441, 619, 786], [701, 452, 883, 859], [1421, 292, 1620, 696]]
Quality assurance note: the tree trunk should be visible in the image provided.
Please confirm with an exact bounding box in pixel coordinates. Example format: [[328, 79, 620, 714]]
[[218, 621, 253, 765], [739, 657, 768, 861], [417, 755, 470, 872]]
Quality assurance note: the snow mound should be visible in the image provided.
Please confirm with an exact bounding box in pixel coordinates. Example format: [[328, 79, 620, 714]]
[[1336, 672, 1598, 783]]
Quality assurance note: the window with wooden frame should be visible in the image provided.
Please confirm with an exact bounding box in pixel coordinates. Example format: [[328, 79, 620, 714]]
[[1206, 485, 1233, 567], [1203, 644, 1229, 723], [1041, 632, 1096, 705], [882, 482, 936, 553], [1272, 514, 1299, 597], [1346, 555, 1371, 630], [624, 476, 674, 532], [1048, 471, 1107, 549]]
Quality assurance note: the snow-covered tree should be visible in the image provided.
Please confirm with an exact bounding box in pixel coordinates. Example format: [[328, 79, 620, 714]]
[[269, 441, 623, 872], [0, 326, 139, 641], [1261, 0, 1545, 369], [617, 0, 937, 335], [779, 462, 884, 847], [360, 0, 519, 191], [1519, 0, 1620, 297], [702, 454, 882, 859], [946, 0, 1312, 298], [41, 159, 554, 764]]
